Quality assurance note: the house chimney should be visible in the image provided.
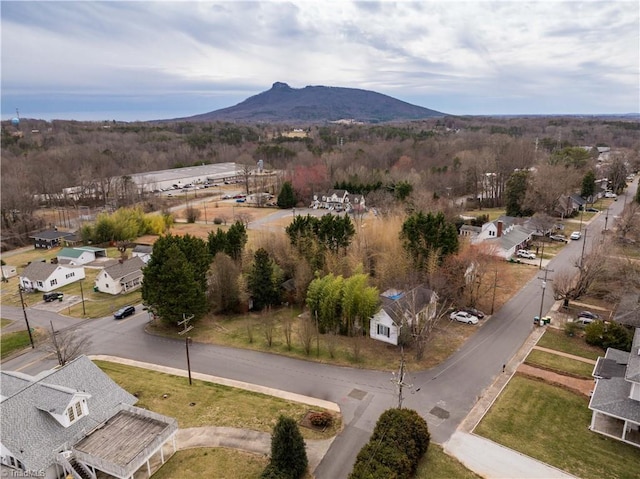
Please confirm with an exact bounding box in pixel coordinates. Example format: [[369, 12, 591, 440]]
[[497, 221, 503, 237]]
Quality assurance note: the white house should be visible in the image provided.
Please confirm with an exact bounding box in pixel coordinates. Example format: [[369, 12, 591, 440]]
[[0, 355, 177, 479], [310, 189, 366, 212], [461, 216, 534, 259], [95, 257, 145, 295], [588, 328, 640, 448], [131, 245, 153, 264], [370, 286, 438, 345], [1, 265, 17, 280], [19, 262, 85, 293], [57, 247, 107, 266]]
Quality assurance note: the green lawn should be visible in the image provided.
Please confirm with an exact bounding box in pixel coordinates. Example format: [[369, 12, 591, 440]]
[[0, 318, 13, 329], [1, 328, 42, 359], [461, 207, 506, 221], [537, 328, 602, 360], [416, 444, 482, 479], [95, 361, 340, 440], [475, 375, 640, 479], [153, 449, 268, 479], [525, 350, 595, 378]]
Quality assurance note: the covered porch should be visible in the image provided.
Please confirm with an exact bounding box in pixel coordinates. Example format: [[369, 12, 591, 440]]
[[60, 405, 178, 479], [590, 411, 640, 448]]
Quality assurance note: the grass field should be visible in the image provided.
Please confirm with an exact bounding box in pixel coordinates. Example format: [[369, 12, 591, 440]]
[[416, 444, 482, 479], [95, 361, 340, 440], [475, 375, 640, 479], [537, 328, 602, 360], [1, 328, 43, 359], [525, 349, 594, 378]]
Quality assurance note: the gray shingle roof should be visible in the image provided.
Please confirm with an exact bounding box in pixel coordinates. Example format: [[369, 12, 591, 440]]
[[379, 286, 435, 323], [103, 256, 145, 281], [28, 230, 74, 241], [132, 245, 152, 254], [626, 328, 640, 383], [589, 329, 640, 425], [20, 261, 58, 281], [0, 356, 137, 471]]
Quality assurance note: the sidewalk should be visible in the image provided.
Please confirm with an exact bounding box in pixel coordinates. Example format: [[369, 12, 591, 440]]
[[446, 322, 581, 479]]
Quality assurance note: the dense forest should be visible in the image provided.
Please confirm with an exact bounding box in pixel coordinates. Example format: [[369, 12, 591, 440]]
[[1, 115, 639, 248]]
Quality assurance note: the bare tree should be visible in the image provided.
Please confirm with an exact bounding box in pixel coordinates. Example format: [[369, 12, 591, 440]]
[[297, 317, 315, 356], [263, 314, 275, 348], [616, 202, 639, 240], [282, 316, 293, 350], [553, 242, 608, 306], [47, 328, 92, 366]]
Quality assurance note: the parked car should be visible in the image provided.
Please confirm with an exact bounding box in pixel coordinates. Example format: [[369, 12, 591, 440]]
[[516, 249, 536, 259], [43, 292, 64, 302], [463, 307, 485, 319], [549, 234, 568, 242], [114, 305, 136, 320], [450, 311, 479, 324], [570, 231, 582, 240], [578, 310, 600, 320], [604, 191, 617, 198], [235, 198, 246, 203], [575, 317, 595, 326]]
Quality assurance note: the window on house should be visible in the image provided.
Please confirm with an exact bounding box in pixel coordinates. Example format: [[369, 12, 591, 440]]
[[489, 231, 495, 237], [75, 401, 83, 418], [37, 281, 44, 287], [67, 405, 76, 422], [377, 324, 390, 338], [50, 279, 58, 286]]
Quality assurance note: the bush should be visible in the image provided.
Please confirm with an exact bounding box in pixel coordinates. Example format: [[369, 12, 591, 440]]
[[564, 321, 579, 337], [308, 411, 333, 428], [185, 206, 200, 223], [349, 408, 430, 479], [585, 321, 632, 352]]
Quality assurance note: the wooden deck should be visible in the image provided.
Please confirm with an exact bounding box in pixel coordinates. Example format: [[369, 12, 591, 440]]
[[74, 410, 170, 467]]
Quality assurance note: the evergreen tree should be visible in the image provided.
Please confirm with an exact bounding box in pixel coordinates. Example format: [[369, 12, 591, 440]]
[[277, 181, 297, 209], [225, 221, 248, 261], [505, 171, 530, 217], [142, 242, 207, 326], [207, 228, 228, 257], [581, 170, 596, 202], [268, 416, 308, 479], [247, 248, 281, 310], [400, 211, 459, 269]]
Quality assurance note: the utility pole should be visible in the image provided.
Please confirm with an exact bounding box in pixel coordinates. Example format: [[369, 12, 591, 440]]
[[579, 228, 588, 269], [50, 320, 63, 365], [178, 314, 195, 385], [538, 240, 545, 270], [490, 267, 498, 315], [18, 286, 35, 348], [537, 268, 554, 323], [391, 347, 412, 409], [79, 281, 86, 316]]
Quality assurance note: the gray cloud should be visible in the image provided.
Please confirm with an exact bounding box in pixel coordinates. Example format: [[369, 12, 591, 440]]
[[1, 0, 638, 119]]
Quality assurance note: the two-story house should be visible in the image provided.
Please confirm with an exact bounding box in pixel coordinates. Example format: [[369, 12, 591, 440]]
[[589, 328, 640, 448], [310, 189, 366, 213], [0, 355, 178, 479]]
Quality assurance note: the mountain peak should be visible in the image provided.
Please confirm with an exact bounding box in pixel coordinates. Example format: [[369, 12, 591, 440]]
[[178, 82, 446, 123], [271, 82, 291, 90]]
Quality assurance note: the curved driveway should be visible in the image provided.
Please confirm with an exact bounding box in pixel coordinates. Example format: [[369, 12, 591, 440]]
[[3, 180, 635, 479]]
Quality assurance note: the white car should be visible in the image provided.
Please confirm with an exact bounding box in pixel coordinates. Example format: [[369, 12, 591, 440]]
[[570, 231, 582, 240], [450, 311, 479, 324], [604, 191, 617, 198], [516, 250, 536, 259]]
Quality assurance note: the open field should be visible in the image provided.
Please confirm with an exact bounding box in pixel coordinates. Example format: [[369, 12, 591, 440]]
[[0, 327, 45, 359], [475, 375, 640, 479]]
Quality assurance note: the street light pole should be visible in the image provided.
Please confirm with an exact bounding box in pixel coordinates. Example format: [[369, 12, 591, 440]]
[[186, 336, 193, 385], [537, 268, 554, 323]]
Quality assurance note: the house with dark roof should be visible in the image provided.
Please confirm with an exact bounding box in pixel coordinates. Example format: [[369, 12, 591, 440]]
[[462, 216, 534, 259], [29, 230, 75, 249], [19, 262, 85, 293], [94, 257, 145, 295], [0, 355, 177, 479], [588, 328, 640, 448], [370, 286, 437, 345]]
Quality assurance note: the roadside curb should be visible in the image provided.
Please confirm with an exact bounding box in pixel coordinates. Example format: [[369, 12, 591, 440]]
[[89, 354, 341, 412]]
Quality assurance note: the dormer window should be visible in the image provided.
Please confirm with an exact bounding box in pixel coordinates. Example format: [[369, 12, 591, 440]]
[[66, 400, 85, 424]]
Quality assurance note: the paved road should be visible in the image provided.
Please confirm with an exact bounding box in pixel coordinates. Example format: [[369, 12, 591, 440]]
[[3, 179, 636, 479]]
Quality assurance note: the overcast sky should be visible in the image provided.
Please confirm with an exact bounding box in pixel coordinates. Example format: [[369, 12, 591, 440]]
[[2, 1, 638, 121]]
